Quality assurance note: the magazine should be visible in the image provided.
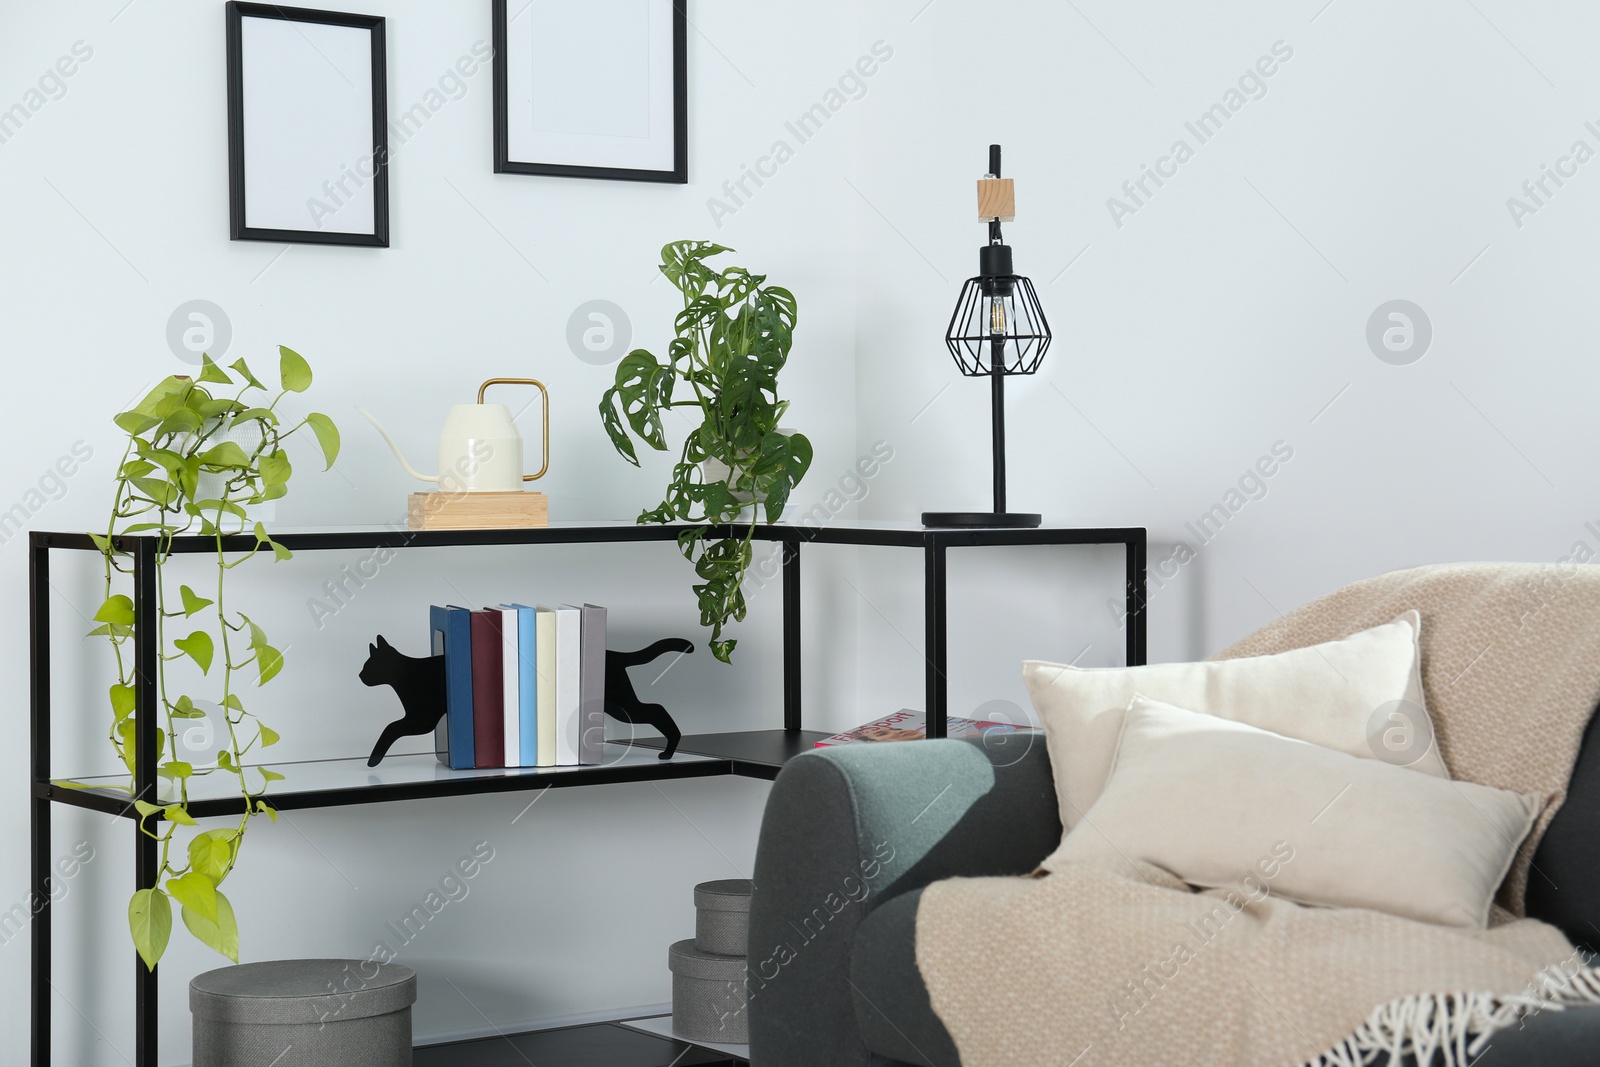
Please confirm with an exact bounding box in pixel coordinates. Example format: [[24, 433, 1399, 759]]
[[815, 708, 1039, 747]]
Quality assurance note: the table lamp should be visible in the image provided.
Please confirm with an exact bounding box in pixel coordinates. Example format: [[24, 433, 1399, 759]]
[[922, 144, 1052, 529]]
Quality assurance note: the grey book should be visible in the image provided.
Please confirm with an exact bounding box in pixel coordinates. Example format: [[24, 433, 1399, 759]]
[[577, 603, 608, 766]]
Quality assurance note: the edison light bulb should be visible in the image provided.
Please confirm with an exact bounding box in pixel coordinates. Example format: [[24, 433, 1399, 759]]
[[989, 296, 1007, 335]]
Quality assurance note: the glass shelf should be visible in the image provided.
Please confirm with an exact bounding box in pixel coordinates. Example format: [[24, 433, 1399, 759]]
[[627, 729, 831, 773], [31, 520, 1145, 555], [41, 743, 732, 820]]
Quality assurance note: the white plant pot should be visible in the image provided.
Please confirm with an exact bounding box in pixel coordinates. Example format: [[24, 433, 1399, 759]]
[[701, 427, 797, 522], [192, 425, 278, 532]]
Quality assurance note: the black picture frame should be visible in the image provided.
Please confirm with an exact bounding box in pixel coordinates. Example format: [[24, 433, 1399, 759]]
[[493, 0, 688, 184], [226, 2, 390, 247]]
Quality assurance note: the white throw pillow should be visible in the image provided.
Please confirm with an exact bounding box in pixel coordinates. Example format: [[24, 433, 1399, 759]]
[[1024, 612, 1447, 833], [1045, 696, 1540, 927]]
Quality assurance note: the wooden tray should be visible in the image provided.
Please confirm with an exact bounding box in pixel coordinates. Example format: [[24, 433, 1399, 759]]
[[407, 491, 548, 530]]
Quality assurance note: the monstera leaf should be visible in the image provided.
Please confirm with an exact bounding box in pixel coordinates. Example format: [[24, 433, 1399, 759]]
[[600, 242, 808, 662]]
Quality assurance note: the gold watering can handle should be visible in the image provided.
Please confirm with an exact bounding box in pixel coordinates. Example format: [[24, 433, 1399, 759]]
[[478, 378, 550, 482]]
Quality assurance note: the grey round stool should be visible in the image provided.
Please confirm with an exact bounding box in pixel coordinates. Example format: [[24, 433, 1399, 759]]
[[669, 939, 748, 1044], [190, 958, 417, 1067], [693, 878, 753, 956]]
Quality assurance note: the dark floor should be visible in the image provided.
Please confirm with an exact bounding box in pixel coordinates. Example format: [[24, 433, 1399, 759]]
[[414, 1021, 743, 1066]]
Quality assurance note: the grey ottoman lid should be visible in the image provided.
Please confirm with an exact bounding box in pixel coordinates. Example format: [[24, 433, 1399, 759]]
[[693, 879, 753, 914], [668, 939, 747, 981], [190, 959, 417, 1025]]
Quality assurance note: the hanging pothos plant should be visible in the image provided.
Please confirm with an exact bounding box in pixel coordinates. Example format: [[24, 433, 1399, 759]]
[[600, 241, 812, 663], [88, 347, 339, 970]]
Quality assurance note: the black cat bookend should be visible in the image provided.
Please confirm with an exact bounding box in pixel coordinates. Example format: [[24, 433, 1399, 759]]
[[359, 634, 690, 766], [605, 637, 690, 760], [359, 636, 446, 766]]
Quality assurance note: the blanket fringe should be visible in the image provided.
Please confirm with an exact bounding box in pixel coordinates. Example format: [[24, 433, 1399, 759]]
[[1300, 963, 1600, 1067]]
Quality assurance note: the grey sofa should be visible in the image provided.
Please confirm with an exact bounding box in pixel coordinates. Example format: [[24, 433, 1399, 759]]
[[747, 711, 1600, 1067]]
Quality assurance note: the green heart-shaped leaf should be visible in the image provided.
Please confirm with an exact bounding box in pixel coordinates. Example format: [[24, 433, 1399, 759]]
[[189, 831, 237, 882], [128, 888, 172, 971], [109, 683, 137, 722], [174, 631, 214, 674], [236, 406, 278, 425], [114, 411, 162, 436], [179, 585, 213, 618], [242, 614, 268, 650], [182, 888, 239, 963], [229, 358, 264, 390], [167, 871, 217, 924], [198, 355, 233, 385], [159, 761, 193, 781], [259, 449, 292, 488], [257, 644, 284, 685], [163, 804, 196, 826], [279, 346, 312, 392], [95, 595, 136, 626], [304, 412, 340, 470], [199, 442, 250, 469]]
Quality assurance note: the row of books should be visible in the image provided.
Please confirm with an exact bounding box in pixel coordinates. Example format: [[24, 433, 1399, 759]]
[[430, 604, 607, 770]]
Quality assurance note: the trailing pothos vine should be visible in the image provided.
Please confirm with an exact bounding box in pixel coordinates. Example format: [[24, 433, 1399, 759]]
[[600, 241, 812, 662], [88, 347, 338, 970]]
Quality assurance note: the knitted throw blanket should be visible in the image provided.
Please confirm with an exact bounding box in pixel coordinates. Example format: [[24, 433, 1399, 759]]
[[916, 563, 1600, 1066]]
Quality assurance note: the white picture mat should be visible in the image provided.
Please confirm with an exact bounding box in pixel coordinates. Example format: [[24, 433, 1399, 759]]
[[240, 16, 376, 234], [506, 0, 676, 171]]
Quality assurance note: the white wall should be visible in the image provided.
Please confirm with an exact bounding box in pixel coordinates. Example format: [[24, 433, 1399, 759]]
[[5, 0, 1596, 1062], [852, 0, 1600, 676]]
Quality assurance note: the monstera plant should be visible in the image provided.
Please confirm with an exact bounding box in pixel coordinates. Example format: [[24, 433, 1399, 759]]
[[600, 241, 812, 662], [88, 348, 338, 969]]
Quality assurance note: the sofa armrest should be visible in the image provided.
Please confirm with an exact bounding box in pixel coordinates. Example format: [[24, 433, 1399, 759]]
[[747, 733, 1060, 1067]]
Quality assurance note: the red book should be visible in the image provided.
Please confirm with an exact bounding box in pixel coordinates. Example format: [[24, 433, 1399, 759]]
[[470, 610, 505, 767]]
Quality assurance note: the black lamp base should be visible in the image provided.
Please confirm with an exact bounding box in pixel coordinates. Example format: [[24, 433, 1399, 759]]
[[921, 510, 1042, 529]]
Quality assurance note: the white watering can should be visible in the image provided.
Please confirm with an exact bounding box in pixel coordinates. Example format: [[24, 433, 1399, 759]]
[[358, 378, 550, 493]]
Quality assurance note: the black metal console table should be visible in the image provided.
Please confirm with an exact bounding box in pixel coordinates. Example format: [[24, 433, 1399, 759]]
[[29, 520, 1146, 1066]]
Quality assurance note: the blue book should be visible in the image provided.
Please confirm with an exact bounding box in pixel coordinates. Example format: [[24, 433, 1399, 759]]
[[431, 605, 476, 770], [506, 604, 540, 767]]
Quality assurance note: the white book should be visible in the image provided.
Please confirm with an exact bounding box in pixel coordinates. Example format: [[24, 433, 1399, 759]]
[[534, 607, 557, 768], [554, 605, 583, 766], [498, 606, 521, 767]]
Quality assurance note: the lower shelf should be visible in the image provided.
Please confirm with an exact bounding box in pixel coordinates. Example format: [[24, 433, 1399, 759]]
[[43, 731, 832, 820], [621, 1013, 750, 1059], [415, 1019, 746, 1066], [628, 729, 831, 780]]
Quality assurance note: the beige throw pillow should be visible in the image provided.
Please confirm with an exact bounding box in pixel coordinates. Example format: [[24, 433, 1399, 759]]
[[1046, 696, 1540, 927], [1025, 612, 1447, 832]]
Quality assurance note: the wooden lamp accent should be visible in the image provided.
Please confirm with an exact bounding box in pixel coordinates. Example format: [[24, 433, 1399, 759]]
[[977, 177, 1015, 222]]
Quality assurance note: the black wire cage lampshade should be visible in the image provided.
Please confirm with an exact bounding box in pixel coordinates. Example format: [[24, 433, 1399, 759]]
[[923, 144, 1053, 529], [945, 257, 1051, 376]]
